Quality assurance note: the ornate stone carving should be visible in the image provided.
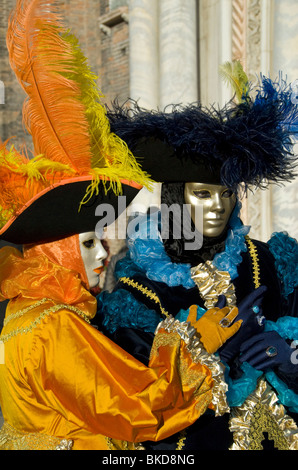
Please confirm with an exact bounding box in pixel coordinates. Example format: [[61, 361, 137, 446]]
[[246, 0, 261, 77], [232, 0, 247, 67]]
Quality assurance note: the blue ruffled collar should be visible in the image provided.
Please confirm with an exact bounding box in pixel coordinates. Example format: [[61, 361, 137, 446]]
[[126, 201, 250, 287]]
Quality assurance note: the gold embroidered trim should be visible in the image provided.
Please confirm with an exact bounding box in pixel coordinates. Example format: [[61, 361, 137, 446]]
[[105, 431, 187, 451], [119, 276, 169, 317], [0, 302, 91, 343], [151, 329, 211, 410], [191, 260, 237, 309], [155, 316, 229, 417], [0, 421, 73, 450], [229, 379, 298, 450], [245, 236, 261, 289]]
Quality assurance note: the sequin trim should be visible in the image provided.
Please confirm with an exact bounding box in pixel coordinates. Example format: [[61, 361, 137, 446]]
[[4, 298, 49, 326], [104, 437, 145, 450], [176, 429, 187, 450]]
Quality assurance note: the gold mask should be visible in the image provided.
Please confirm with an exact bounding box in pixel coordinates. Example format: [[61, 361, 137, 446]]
[[184, 183, 236, 238]]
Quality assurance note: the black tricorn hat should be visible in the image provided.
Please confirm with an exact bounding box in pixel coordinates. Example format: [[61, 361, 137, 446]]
[[107, 76, 298, 191], [0, 175, 141, 245]]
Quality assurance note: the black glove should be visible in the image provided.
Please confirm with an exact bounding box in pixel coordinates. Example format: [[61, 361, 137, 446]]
[[218, 286, 267, 363]]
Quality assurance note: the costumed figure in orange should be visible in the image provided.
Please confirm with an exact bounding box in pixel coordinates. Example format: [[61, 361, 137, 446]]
[[0, 0, 243, 450]]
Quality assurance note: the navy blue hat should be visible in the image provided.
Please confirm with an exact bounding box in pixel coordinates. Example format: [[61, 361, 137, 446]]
[[107, 76, 298, 191]]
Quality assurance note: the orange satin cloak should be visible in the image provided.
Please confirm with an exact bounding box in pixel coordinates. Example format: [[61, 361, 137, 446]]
[[0, 242, 213, 450]]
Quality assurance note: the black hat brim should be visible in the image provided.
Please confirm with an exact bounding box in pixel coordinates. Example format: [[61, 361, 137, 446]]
[[0, 179, 140, 245], [133, 137, 222, 184]]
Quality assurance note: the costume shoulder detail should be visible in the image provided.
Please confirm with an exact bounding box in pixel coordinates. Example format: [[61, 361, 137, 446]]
[[0, 299, 90, 344]]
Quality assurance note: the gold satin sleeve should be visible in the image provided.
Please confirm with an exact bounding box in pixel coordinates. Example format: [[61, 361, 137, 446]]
[[24, 309, 213, 443]]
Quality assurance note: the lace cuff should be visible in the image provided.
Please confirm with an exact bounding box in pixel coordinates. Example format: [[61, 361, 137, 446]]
[[155, 316, 229, 416]]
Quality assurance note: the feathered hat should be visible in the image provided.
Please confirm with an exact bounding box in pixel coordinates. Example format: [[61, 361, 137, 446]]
[[107, 62, 298, 191], [0, 0, 151, 245]]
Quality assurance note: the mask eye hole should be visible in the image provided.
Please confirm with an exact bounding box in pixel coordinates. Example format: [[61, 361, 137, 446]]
[[193, 189, 211, 199], [221, 189, 234, 198], [83, 239, 95, 249]]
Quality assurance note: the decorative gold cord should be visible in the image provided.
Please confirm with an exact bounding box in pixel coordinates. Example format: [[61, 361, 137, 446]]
[[119, 277, 169, 317], [0, 302, 91, 343], [245, 236, 261, 289], [176, 429, 187, 450], [4, 298, 50, 326]]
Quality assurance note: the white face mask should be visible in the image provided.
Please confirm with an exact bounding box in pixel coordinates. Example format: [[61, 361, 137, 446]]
[[79, 232, 108, 288]]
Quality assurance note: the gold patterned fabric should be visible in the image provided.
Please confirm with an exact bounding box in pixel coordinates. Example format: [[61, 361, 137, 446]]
[[229, 379, 298, 450], [190, 236, 261, 309], [0, 423, 73, 450]]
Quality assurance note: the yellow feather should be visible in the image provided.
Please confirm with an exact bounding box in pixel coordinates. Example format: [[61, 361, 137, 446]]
[[219, 60, 250, 103], [61, 31, 152, 193]]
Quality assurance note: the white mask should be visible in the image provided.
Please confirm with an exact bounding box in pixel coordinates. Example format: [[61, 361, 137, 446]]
[[79, 232, 108, 288]]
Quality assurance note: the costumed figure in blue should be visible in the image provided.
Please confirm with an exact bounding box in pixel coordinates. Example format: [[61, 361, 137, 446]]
[[96, 64, 298, 450]]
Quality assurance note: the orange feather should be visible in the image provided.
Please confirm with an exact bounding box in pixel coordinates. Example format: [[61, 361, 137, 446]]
[[6, 0, 92, 174]]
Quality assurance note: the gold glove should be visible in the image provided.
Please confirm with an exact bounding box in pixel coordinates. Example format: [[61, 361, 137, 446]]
[[187, 305, 242, 354]]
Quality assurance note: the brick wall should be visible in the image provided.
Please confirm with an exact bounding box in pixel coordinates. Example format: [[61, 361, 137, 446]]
[[0, 0, 130, 146], [0, 0, 30, 148], [98, 2, 130, 106]]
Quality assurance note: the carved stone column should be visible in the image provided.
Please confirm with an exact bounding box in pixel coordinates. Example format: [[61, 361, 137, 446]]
[[199, 0, 233, 107], [129, 0, 159, 109], [159, 0, 198, 108]]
